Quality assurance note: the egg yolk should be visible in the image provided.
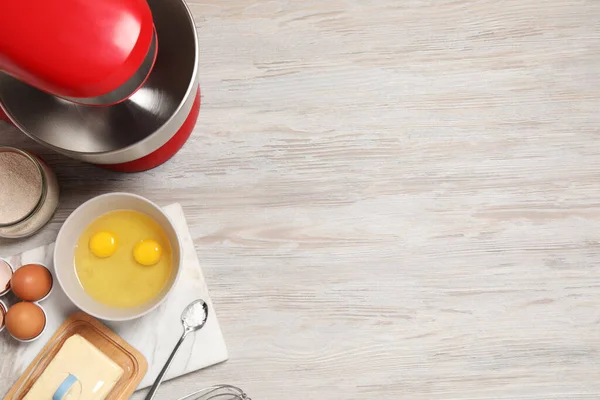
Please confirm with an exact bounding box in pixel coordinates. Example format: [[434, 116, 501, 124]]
[[133, 240, 162, 266], [89, 231, 117, 258]]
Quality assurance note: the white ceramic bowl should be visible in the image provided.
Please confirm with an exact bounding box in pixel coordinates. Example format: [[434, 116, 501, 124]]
[[54, 193, 182, 321]]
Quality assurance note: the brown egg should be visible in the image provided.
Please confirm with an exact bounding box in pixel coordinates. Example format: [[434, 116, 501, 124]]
[[11, 263, 53, 301], [5, 302, 46, 340]]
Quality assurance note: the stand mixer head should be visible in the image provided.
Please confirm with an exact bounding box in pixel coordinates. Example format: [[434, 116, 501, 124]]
[[0, 0, 157, 106]]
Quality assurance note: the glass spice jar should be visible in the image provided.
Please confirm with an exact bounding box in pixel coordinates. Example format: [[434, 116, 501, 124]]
[[0, 147, 60, 238]]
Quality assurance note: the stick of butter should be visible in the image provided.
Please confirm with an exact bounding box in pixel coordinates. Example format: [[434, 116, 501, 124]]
[[24, 334, 124, 400]]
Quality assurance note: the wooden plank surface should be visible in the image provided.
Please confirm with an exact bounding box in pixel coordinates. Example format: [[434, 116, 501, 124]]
[[2, 0, 600, 398]]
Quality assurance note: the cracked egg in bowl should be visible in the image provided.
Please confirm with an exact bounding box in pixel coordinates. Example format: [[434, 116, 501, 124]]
[[54, 193, 182, 321]]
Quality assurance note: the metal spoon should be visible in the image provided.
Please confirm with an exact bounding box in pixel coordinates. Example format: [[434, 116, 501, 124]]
[[145, 299, 209, 400]]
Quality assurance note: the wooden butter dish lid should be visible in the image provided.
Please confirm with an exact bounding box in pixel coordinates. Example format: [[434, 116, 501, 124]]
[[4, 312, 148, 400]]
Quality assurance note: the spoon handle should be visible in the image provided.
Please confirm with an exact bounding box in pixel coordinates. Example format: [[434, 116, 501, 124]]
[[145, 330, 189, 400]]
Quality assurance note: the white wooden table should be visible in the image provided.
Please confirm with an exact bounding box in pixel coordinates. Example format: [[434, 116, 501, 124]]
[[2, 1, 600, 398]]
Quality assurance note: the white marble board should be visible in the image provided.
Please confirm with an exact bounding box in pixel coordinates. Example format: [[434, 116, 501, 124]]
[[0, 203, 228, 394]]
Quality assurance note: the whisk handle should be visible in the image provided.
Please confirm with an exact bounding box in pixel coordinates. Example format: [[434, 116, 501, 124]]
[[145, 330, 189, 400]]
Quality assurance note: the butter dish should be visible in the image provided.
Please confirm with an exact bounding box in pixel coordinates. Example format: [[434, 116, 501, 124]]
[[4, 312, 147, 400]]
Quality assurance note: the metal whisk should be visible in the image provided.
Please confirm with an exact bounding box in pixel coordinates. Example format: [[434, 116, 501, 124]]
[[176, 385, 251, 400]]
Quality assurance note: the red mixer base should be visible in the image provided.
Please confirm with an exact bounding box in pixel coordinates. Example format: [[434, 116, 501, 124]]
[[0, 107, 8, 122], [1, 89, 200, 172], [101, 89, 200, 172]]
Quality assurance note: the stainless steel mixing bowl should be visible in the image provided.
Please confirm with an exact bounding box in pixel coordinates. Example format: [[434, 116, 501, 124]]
[[0, 0, 198, 166]]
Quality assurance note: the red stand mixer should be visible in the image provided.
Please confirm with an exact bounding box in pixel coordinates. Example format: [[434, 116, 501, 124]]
[[0, 0, 200, 172]]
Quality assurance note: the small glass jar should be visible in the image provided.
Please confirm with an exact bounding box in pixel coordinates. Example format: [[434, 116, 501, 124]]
[[0, 147, 60, 238]]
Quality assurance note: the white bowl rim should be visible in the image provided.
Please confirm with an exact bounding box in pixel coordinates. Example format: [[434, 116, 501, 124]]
[[54, 192, 184, 321]]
